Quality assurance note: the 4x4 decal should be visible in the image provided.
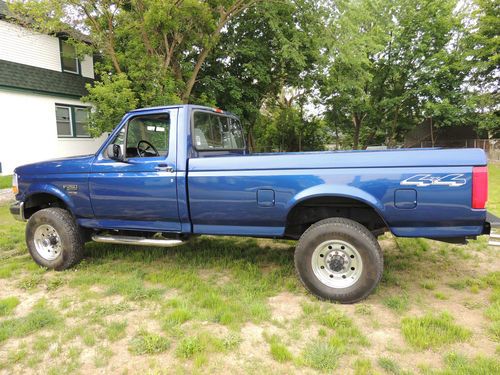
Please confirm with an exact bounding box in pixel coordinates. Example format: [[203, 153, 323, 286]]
[[400, 174, 467, 187]]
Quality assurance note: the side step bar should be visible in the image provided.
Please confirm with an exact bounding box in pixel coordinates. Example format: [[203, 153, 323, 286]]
[[92, 234, 184, 247]]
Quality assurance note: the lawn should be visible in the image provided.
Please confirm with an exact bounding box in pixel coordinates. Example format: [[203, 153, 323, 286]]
[[0, 165, 498, 374], [0, 175, 11, 190]]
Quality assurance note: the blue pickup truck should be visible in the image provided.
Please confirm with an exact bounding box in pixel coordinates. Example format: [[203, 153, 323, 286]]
[[9, 105, 499, 303]]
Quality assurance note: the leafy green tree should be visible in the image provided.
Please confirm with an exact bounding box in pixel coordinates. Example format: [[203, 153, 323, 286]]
[[10, 0, 262, 134]]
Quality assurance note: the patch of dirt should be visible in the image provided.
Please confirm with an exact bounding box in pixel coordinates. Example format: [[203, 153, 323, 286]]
[[268, 292, 305, 322], [0, 188, 14, 204]]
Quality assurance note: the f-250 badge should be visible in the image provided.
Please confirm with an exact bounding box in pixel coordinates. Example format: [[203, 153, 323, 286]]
[[400, 174, 466, 187]]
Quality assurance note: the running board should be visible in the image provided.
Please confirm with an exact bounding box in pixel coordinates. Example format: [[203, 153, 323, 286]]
[[92, 234, 184, 247], [489, 233, 500, 247]]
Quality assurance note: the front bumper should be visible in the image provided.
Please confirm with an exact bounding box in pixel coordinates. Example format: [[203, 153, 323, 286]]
[[487, 211, 500, 247], [9, 201, 25, 222]]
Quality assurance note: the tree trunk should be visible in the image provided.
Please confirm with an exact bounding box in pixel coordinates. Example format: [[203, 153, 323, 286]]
[[352, 114, 362, 150]]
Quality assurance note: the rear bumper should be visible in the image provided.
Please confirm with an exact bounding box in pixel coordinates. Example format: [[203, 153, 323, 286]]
[[9, 201, 25, 222], [486, 211, 500, 247]]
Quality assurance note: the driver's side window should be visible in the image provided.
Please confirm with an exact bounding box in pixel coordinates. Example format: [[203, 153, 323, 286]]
[[108, 113, 170, 158]]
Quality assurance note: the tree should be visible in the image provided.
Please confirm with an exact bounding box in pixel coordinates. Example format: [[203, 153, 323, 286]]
[[10, 0, 263, 134], [321, 0, 474, 149], [197, 0, 327, 150]]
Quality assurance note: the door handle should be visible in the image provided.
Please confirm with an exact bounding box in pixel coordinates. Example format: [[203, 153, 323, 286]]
[[155, 164, 174, 173]]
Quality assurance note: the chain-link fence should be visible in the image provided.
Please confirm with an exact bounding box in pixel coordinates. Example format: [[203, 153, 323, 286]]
[[418, 139, 499, 161]]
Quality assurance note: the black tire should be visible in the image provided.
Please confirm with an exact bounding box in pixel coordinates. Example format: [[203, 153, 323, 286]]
[[26, 208, 84, 270], [294, 218, 383, 303]]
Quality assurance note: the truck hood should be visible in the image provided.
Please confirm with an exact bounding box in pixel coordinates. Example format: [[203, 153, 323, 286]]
[[14, 154, 95, 175]]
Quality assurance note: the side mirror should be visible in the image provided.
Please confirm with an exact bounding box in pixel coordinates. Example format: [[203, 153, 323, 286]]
[[106, 144, 125, 161]]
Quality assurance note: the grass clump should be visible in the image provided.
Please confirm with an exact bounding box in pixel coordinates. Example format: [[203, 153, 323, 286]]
[[401, 312, 471, 349], [383, 292, 409, 313], [128, 330, 170, 355], [162, 308, 192, 329], [378, 357, 411, 375], [265, 334, 292, 362], [420, 281, 437, 290], [421, 352, 500, 375], [105, 321, 127, 342], [0, 296, 20, 316], [354, 358, 373, 375], [175, 332, 240, 360], [302, 341, 341, 371], [0, 300, 60, 342]]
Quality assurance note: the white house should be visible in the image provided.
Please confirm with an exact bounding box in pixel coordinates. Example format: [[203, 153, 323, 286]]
[[0, 1, 107, 175]]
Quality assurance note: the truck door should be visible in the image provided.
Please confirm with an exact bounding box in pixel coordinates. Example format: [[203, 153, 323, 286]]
[[89, 109, 180, 232]]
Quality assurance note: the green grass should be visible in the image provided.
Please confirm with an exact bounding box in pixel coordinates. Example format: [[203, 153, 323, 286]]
[[383, 293, 410, 313], [302, 340, 342, 371], [378, 357, 412, 375], [421, 352, 500, 375], [265, 334, 293, 362], [488, 164, 500, 215], [354, 358, 373, 375], [0, 300, 60, 342], [175, 331, 241, 360], [0, 175, 12, 189], [128, 330, 171, 355], [105, 321, 127, 342], [401, 312, 471, 349], [0, 296, 20, 316]]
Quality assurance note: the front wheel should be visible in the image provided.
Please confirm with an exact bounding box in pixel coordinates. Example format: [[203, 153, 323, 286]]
[[26, 208, 84, 270], [294, 218, 383, 303]]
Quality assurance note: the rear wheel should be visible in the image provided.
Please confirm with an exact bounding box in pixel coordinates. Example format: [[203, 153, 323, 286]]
[[26, 208, 84, 270], [294, 218, 383, 303]]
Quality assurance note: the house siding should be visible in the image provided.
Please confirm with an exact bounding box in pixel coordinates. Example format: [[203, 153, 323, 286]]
[[0, 89, 107, 175], [0, 20, 94, 78]]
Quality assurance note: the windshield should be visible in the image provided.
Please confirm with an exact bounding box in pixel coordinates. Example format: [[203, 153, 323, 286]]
[[192, 111, 245, 150]]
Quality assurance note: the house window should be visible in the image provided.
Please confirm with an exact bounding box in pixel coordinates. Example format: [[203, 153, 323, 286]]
[[55, 105, 91, 138], [60, 39, 79, 74]]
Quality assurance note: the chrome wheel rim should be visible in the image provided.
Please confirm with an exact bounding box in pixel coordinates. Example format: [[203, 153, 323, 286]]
[[311, 240, 363, 288], [34, 224, 62, 261]]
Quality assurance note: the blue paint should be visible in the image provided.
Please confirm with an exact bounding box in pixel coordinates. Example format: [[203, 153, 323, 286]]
[[13, 105, 489, 239]]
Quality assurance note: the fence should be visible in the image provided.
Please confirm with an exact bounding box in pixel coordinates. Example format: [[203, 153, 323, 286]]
[[418, 139, 500, 162]]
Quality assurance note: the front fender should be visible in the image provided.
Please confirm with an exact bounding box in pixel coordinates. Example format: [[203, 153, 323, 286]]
[[286, 184, 386, 219], [23, 182, 77, 215]]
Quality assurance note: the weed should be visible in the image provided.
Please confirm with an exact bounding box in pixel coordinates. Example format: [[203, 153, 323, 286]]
[[378, 357, 411, 375], [302, 340, 341, 371], [355, 304, 372, 315], [401, 312, 471, 349], [0, 296, 20, 316], [421, 352, 500, 375], [162, 308, 192, 329], [354, 358, 373, 375], [434, 291, 448, 300], [176, 335, 205, 359], [104, 320, 127, 342], [129, 330, 170, 355], [17, 273, 43, 290], [420, 281, 436, 290], [94, 346, 114, 367], [265, 334, 292, 362], [383, 292, 409, 312]]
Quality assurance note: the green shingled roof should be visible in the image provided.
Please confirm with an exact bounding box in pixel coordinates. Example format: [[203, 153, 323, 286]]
[[0, 59, 93, 98]]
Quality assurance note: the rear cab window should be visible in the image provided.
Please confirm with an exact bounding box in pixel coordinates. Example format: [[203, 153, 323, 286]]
[[192, 110, 245, 151]]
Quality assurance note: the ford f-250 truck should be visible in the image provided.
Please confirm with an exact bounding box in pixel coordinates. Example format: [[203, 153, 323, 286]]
[[9, 105, 500, 303]]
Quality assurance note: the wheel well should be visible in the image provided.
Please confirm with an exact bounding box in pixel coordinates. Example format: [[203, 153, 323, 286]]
[[285, 196, 387, 239], [23, 193, 69, 219]]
